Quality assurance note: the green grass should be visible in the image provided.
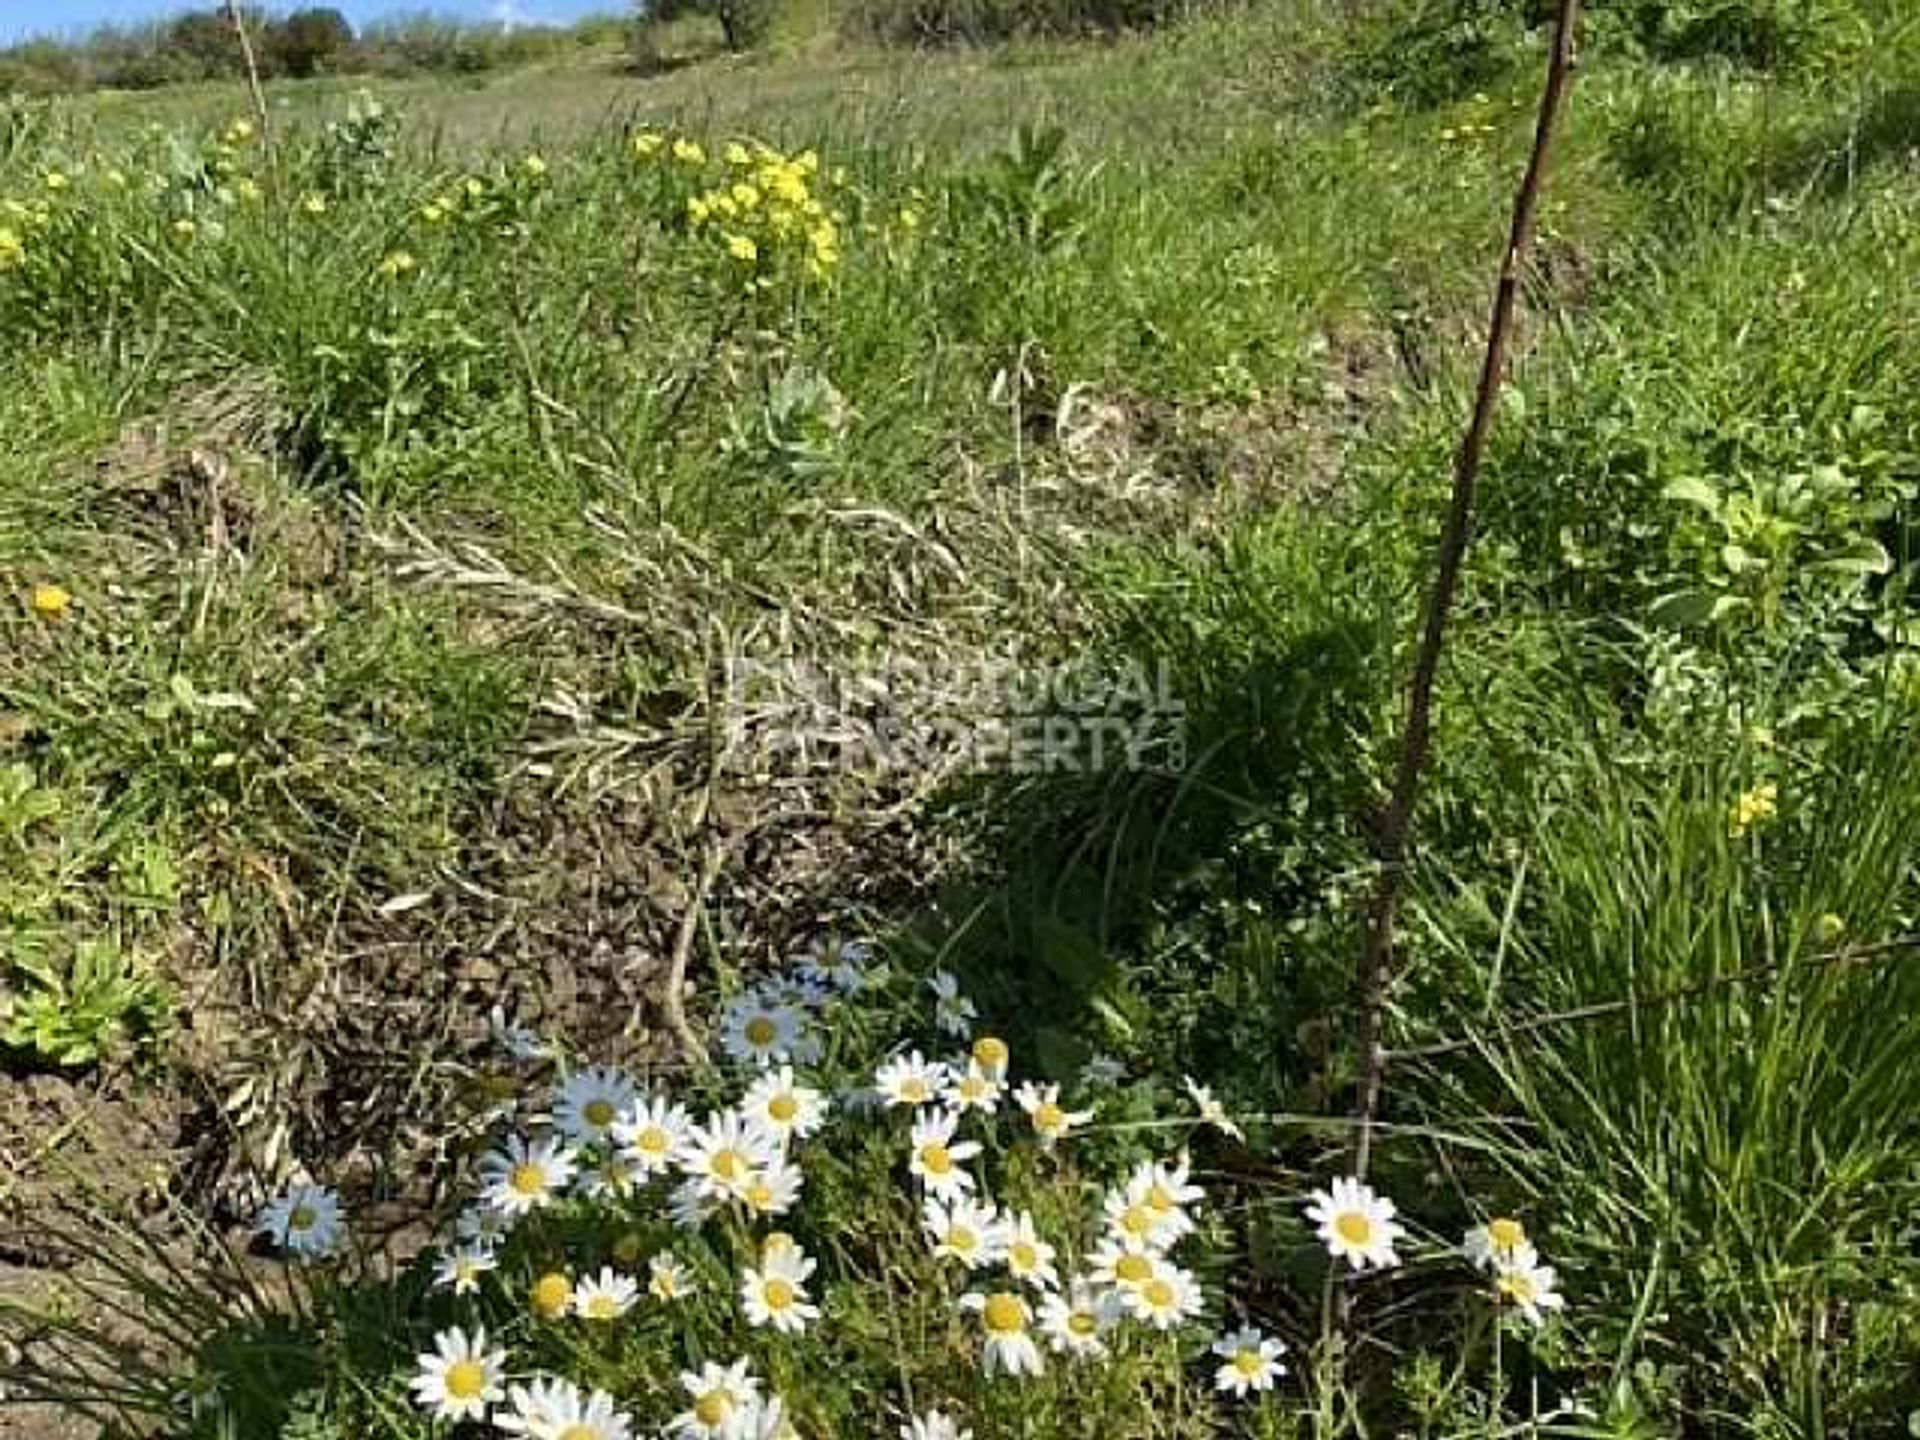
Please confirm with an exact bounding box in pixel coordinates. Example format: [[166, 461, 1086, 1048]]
[[3, 0, 1919, 1434]]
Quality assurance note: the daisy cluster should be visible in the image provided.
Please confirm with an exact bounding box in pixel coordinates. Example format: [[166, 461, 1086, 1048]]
[[252, 938, 1566, 1437]]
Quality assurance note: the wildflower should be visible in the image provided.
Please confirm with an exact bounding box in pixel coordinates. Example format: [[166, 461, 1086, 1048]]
[[923, 1196, 1003, 1270], [995, 1210, 1059, 1290], [725, 233, 758, 265], [256, 1183, 344, 1259], [738, 1159, 805, 1218], [1013, 1081, 1092, 1150], [927, 970, 978, 1038], [669, 1360, 760, 1440], [649, 1251, 697, 1301], [172, 218, 197, 240], [300, 192, 329, 217], [669, 1176, 720, 1231], [477, 1133, 577, 1217], [740, 1240, 820, 1334], [736, 1395, 799, 1440], [678, 1109, 780, 1203], [719, 993, 808, 1067], [876, 1050, 950, 1108], [1306, 1176, 1404, 1272], [613, 1092, 693, 1175], [725, 141, 752, 166], [961, 1291, 1044, 1378], [375, 250, 417, 280], [742, 1065, 827, 1146], [1038, 1281, 1119, 1359], [970, 1034, 1010, 1079], [1728, 782, 1779, 838], [1816, 912, 1847, 944], [42, 170, 69, 191], [1118, 1255, 1203, 1329], [432, 1241, 497, 1296], [421, 201, 448, 224], [1087, 1235, 1159, 1294], [28, 583, 71, 620], [224, 119, 255, 144], [0, 226, 24, 268], [631, 131, 664, 158], [1106, 1156, 1200, 1249], [1182, 1076, 1244, 1141], [687, 195, 712, 225], [1079, 1052, 1125, 1088], [671, 138, 706, 166], [943, 1059, 1004, 1115], [1212, 1326, 1287, 1397], [796, 935, 870, 993], [553, 1065, 638, 1147], [1493, 1248, 1566, 1328], [1463, 1216, 1530, 1272], [573, 1265, 639, 1321], [909, 1108, 982, 1199], [522, 153, 548, 178], [903, 1412, 972, 1440], [234, 178, 262, 203], [407, 1326, 504, 1423], [500, 1378, 632, 1440], [529, 1269, 573, 1319], [455, 1205, 513, 1246]]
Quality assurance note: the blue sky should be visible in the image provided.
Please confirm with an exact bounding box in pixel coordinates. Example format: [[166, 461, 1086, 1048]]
[[2, 1, 619, 45]]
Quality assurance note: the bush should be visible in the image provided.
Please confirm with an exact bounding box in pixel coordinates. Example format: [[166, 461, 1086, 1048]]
[[1335, 0, 1524, 110], [840, 0, 1206, 47]]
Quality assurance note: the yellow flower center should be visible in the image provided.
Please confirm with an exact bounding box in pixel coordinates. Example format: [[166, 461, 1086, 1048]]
[[443, 1359, 485, 1400], [918, 1142, 953, 1175], [982, 1293, 1025, 1334], [1232, 1350, 1264, 1378], [767, 1094, 799, 1124], [1497, 1270, 1537, 1304], [636, 1126, 669, 1155], [958, 1076, 989, 1102], [711, 1149, 745, 1182], [583, 1099, 616, 1129], [1033, 1102, 1064, 1132], [1010, 1242, 1039, 1272], [1146, 1183, 1174, 1213], [585, 1293, 618, 1320], [762, 1277, 796, 1310], [901, 1079, 931, 1104], [744, 1016, 777, 1047], [745, 1180, 775, 1211], [1068, 1311, 1098, 1337], [1114, 1253, 1153, 1285], [287, 1205, 317, 1232], [558, 1426, 596, 1440], [1487, 1217, 1526, 1251], [531, 1272, 570, 1317], [694, 1391, 731, 1427], [508, 1162, 546, 1197], [1119, 1203, 1154, 1238], [947, 1224, 977, 1253], [972, 1036, 1008, 1070], [1334, 1211, 1373, 1247], [1142, 1278, 1176, 1310]]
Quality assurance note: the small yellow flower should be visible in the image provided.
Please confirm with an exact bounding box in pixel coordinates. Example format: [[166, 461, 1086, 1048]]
[[301, 193, 328, 216], [464, 177, 486, 201], [725, 233, 758, 264], [522, 153, 548, 178], [529, 1270, 571, 1319], [376, 250, 417, 280], [421, 202, 448, 224], [724, 142, 752, 167], [1815, 912, 1846, 944], [687, 196, 711, 225], [29, 583, 71, 619], [671, 138, 705, 166], [235, 178, 262, 203], [1727, 783, 1779, 839], [225, 118, 256, 144], [0, 226, 23, 268], [171, 218, 197, 239], [105, 168, 127, 189], [730, 182, 760, 210]]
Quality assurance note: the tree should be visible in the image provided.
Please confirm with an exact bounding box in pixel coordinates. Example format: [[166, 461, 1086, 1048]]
[[268, 7, 355, 78]]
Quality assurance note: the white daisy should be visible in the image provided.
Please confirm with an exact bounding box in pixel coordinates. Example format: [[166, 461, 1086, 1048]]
[[1212, 1326, 1287, 1396], [1306, 1176, 1404, 1272], [719, 993, 809, 1068], [875, 1051, 950, 1109], [649, 1250, 698, 1301], [741, 1066, 828, 1146], [1118, 1255, 1204, 1329], [942, 1060, 1005, 1116], [1182, 1076, 1245, 1141], [1493, 1248, 1566, 1328], [902, 1410, 972, 1440], [1463, 1216, 1531, 1272], [668, 1176, 721, 1231], [553, 1066, 638, 1147], [923, 1196, 1003, 1270], [796, 935, 870, 994], [407, 1325, 504, 1422], [669, 1360, 761, 1440], [455, 1204, 515, 1246], [255, 1182, 344, 1259], [1078, 1052, 1126, 1088], [738, 1159, 805, 1218], [493, 1375, 575, 1435], [740, 1242, 820, 1334], [572, 1265, 639, 1321], [961, 1291, 1044, 1378], [432, 1241, 497, 1296], [1012, 1081, 1092, 1150], [908, 1108, 982, 1199], [1038, 1281, 1120, 1359], [612, 1093, 693, 1177], [736, 1394, 799, 1440], [677, 1110, 780, 1203], [928, 969, 978, 1038], [994, 1210, 1059, 1291], [488, 1004, 551, 1064], [499, 1377, 634, 1440], [476, 1133, 577, 1218], [1087, 1235, 1161, 1294]]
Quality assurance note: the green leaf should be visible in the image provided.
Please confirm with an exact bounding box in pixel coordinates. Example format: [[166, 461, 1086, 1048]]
[[1649, 588, 1718, 628], [1661, 475, 1722, 513]]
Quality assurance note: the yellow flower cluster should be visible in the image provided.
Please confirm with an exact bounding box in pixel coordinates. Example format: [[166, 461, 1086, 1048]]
[[0, 225, 23, 269], [634, 131, 842, 282], [1727, 782, 1779, 838]]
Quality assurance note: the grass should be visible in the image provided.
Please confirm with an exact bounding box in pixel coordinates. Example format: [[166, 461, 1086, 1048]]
[[2, 0, 1919, 1434]]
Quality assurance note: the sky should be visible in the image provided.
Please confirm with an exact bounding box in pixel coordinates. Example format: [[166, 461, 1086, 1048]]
[[1, 1, 619, 45]]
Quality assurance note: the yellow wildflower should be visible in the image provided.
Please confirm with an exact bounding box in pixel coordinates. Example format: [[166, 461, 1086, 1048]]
[[631, 131, 663, 158], [671, 138, 705, 166], [529, 1270, 571, 1319], [235, 178, 262, 203], [171, 218, 197, 239], [730, 182, 760, 210], [43, 170, 69, 192], [725, 233, 758, 264], [0, 226, 23, 268], [724, 142, 752, 166], [522, 153, 548, 178], [1727, 783, 1779, 839], [687, 196, 711, 225], [301, 193, 329, 216], [376, 250, 418, 280], [421, 201, 448, 224], [224, 118, 255, 144], [29, 583, 70, 619]]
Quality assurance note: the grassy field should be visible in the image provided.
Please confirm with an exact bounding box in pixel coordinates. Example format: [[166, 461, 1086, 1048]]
[[3, 2, 1919, 1436]]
